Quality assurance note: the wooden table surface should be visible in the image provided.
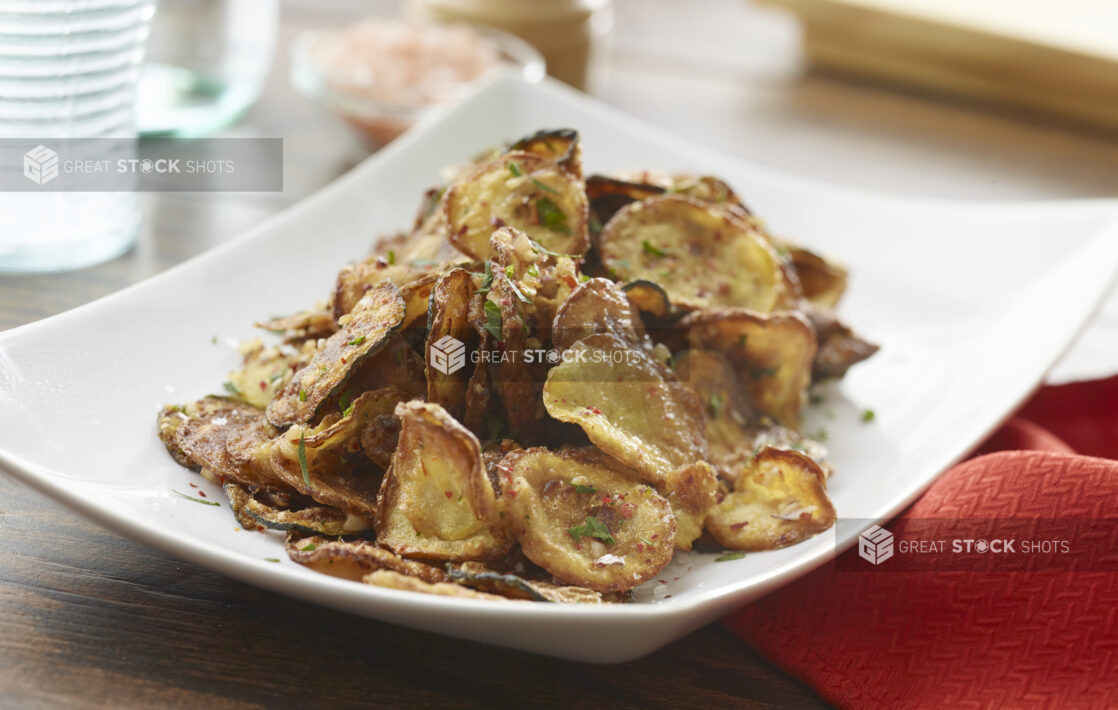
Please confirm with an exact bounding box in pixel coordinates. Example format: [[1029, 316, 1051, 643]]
[[3, 1, 1118, 708]]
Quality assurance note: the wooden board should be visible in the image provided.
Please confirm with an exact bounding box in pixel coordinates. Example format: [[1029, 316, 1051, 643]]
[[759, 0, 1118, 131]]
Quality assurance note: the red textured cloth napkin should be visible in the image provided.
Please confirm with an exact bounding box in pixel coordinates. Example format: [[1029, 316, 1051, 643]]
[[725, 375, 1118, 709]]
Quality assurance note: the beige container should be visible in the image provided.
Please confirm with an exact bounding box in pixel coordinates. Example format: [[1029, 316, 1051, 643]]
[[404, 0, 613, 90]]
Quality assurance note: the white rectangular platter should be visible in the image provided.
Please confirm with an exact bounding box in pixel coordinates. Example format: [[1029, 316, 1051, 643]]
[[2, 74, 1117, 662]]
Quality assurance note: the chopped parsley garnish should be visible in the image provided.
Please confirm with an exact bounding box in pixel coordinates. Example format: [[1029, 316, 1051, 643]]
[[475, 261, 494, 294], [339, 390, 354, 416], [483, 300, 502, 340], [573, 484, 597, 494], [532, 178, 559, 195], [861, 408, 876, 423], [269, 371, 285, 385], [264, 557, 280, 563], [211, 336, 217, 345], [809, 392, 824, 405], [222, 381, 241, 396], [737, 334, 748, 347], [172, 489, 220, 507], [504, 274, 532, 304], [715, 551, 746, 562], [814, 428, 830, 442], [527, 238, 580, 259], [750, 366, 778, 380], [507, 161, 522, 177], [568, 515, 616, 545], [297, 431, 310, 486], [527, 263, 540, 278], [300, 543, 317, 552], [386, 250, 396, 265], [348, 335, 366, 347], [708, 393, 724, 420], [505, 264, 516, 279], [298, 388, 307, 402], [638, 536, 654, 546], [641, 240, 668, 258], [535, 197, 572, 235]]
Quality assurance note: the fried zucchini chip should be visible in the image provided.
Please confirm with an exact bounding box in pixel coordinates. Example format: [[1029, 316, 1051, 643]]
[[500, 447, 676, 592], [749, 425, 832, 481], [446, 561, 604, 603], [784, 244, 848, 309], [660, 460, 721, 551], [552, 277, 648, 353], [363, 570, 510, 600], [341, 333, 427, 406], [157, 396, 289, 491], [805, 305, 879, 381], [375, 401, 512, 561], [485, 228, 558, 440], [621, 280, 675, 321], [706, 448, 836, 551], [267, 281, 405, 427], [333, 258, 447, 323], [585, 175, 665, 234], [424, 267, 478, 420], [462, 327, 499, 440], [227, 338, 319, 410], [223, 480, 351, 536], [256, 303, 338, 343], [665, 174, 749, 213], [674, 349, 756, 474], [445, 152, 589, 261], [543, 334, 707, 487], [682, 309, 817, 427], [270, 388, 410, 519], [509, 128, 582, 179], [607, 171, 749, 213], [286, 533, 448, 584], [599, 195, 797, 311]]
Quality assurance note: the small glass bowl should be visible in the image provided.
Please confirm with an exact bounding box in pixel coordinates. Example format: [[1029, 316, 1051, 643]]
[[291, 20, 545, 149]]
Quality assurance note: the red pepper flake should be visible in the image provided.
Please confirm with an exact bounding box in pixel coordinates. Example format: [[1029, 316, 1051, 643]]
[[619, 503, 636, 519], [341, 356, 347, 364], [198, 491, 207, 497], [730, 521, 749, 531], [259, 381, 267, 391], [673, 576, 680, 581], [586, 406, 603, 415], [444, 490, 453, 499], [256, 525, 266, 532], [561, 274, 578, 289], [189, 482, 198, 488]]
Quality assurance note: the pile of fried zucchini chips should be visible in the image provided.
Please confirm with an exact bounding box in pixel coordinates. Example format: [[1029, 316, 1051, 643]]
[[158, 129, 877, 603]]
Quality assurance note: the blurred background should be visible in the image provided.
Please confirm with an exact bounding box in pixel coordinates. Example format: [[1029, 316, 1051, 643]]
[[5, 0, 1118, 337]]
